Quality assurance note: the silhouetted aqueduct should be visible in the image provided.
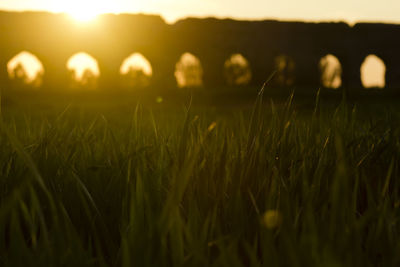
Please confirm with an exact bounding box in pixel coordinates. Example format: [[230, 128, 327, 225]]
[[1, 11, 400, 91]]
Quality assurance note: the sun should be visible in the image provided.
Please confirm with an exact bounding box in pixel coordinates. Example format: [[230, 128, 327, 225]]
[[69, 6, 100, 22], [53, 0, 118, 22]]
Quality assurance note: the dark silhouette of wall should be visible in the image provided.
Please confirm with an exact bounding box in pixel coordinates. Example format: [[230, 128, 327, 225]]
[[0, 11, 399, 91]]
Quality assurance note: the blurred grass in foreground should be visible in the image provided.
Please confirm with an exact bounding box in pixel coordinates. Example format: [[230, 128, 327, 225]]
[[0, 88, 399, 267]]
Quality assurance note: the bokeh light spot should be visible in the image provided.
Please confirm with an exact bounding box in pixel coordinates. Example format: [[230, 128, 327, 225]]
[[175, 53, 203, 88], [224, 53, 252, 86], [361, 55, 386, 89], [120, 53, 153, 88], [7, 51, 44, 87], [67, 52, 100, 88], [319, 54, 342, 89]]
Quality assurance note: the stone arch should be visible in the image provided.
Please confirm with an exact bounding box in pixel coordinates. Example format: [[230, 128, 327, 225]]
[[120, 53, 153, 88], [66, 52, 100, 89], [224, 53, 252, 86], [272, 54, 296, 87], [7, 51, 44, 88], [174, 52, 203, 88], [360, 54, 386, 89], [319, 54, 342, 89]]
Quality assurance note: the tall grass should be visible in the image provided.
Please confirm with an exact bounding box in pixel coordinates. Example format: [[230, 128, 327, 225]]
[[0, 91, 399, 266]]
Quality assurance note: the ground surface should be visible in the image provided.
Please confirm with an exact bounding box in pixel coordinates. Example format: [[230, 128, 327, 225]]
[[0, 87, 399, 266]]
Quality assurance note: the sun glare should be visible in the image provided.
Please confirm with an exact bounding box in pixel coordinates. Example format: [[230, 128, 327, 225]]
[[53, 0, 118, 22], [70, 8, 99, 22]]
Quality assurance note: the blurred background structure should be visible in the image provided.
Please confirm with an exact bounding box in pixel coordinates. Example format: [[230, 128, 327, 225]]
[[0, 11, 399, 92]]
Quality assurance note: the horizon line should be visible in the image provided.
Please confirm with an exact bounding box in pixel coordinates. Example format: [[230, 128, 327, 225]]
[[0, 8, 399, 26]]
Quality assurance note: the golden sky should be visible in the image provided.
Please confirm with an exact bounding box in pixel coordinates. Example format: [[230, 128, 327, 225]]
[[1, 0, 400, 24]]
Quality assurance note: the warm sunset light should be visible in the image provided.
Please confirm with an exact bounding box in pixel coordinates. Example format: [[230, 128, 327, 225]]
[[1, 2, 400, 265], [2, 0, 400, 24], [224, 54, 252, 86], [67, 52, 100, 79], [120, 53, 153, 88], [69, 9, 98, 22], [7, 51, 44, 86], [175, 53, 203, 88], [120, 53, 153, 77], [7, 51, 43, 81], [361, 55, 386, 89], [319, 54, 342, 89], [54, 0, 118, 22], [66, 52, 100, 88]]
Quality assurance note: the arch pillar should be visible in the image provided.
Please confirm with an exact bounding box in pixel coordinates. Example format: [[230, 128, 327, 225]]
[[383, 53, 400, 90], [41, 55, 70, 90], [0, 56, 10, 90], [97, 58, 121, 90], [293, 53, 320, 90], [341, 54, 363, 93], [246, 50, 276, 87], [199, 50, 228, 88], [146, 50, 180, 89]]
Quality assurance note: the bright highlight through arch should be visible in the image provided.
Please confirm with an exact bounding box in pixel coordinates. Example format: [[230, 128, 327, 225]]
[[120, 53, 153, 88], [67, 52, 100, 82], [7, 51, 44, 84], [120, 53, 153, 76], [175, 53, 203, 88], [361, 55, 386, 89], [319, 54, 342, 89]]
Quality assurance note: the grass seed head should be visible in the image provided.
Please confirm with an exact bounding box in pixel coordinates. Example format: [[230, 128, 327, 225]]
[[262, 210, 282, 229]]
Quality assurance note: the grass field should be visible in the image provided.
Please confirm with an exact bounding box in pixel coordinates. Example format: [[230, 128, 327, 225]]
[[0, 87, 399, 266]]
